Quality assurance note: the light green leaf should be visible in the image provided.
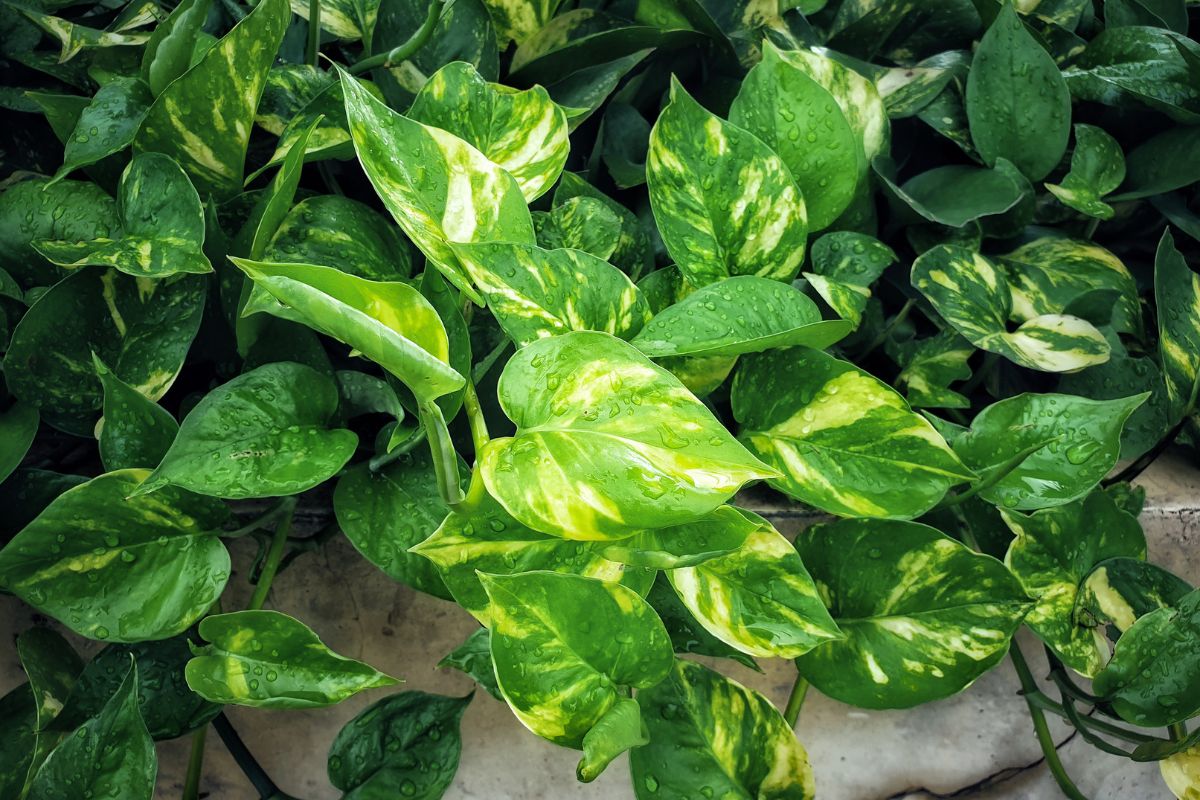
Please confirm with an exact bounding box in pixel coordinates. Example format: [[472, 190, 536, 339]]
[[264, 195, 412, 280], [452, 242, 650, 347], [0, 402, 38, 485], [411, 490, 653, 625], [52, 77, 152, 181], [92, 354, 177, 471], [233, 259, 464, 403], [26, 664, 156, 800], [3, 270, 204, 436], [733, 347, 972, 519], [803, 232, 897, 326], [409, 61, 569, 202], [952, 392, 1148, 510], [36, 153, 210, 278], [1155, 229, 1200, 421], [328, 691, 469, 798], [479, 0, 560, 43], [1045, 123, 1126, 219], [0, 469, 230, 642], [600, 505, 757, 570], [667, 512, 841, 658], [912, 245, 1110, 372], [140, 362, 357, 499], [577, 697, 646, 783], [630, 659, 815, 800], [533, 197, 621, 261], [647, 77, 809, 288], [186, 610, 399, 708], [134, 0, 290, 197], [632, 276, 851, 359], [1161, 745, 1200, 800], [891, 331, 974, 409], [141, 0, 212, 96], [795, 518, 1030, 709], [1079, 557, 1192, 634], [340, 68, 534, 303], [645, 575, 758, 670], [482, 571, 673, 747], [730, 41, 859, 231], [289, 0, 374, 39], [480, 331, 777, 540], [0, 177, 118, 288], [1003, 490, 1146, 677]]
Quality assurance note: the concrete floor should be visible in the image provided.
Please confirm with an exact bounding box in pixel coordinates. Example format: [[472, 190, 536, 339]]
[[3, 454, 1198, 799]]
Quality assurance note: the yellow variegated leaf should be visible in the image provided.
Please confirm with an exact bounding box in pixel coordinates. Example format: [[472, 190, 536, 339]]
[[1162, 744, 1200, 800], [1156, 229, 1200, 420]]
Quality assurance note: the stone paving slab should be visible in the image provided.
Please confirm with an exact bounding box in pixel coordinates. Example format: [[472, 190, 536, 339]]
[[2, 454, 1197, 799]]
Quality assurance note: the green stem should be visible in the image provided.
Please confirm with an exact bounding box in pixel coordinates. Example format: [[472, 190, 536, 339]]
[[1170, 723, 1188, 741], [783, 673, 809, 728], [305, 0, 320, 66], [1083, 217, 1100, 240], [1010, 644, 1089, 800], [1025, 691, 1163, 745], [182, 725, 207, 800], [939, 437, 1057, 508], [368, 424, 427, 472], [859, 298, 914, 358], [463, 378, 490, 461], [222, 499, 291, 538], [347, 0, 442, 75], [421, 400, 464, 507], [212, 714, 299, 800], [247, 499, 296, 611]]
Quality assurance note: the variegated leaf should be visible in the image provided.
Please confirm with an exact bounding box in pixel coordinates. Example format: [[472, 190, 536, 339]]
[[93, 354, 178, 472], [533, 197, 621, 261], [1161, 744, 1200, 800], [289, 0, 374, 40], [890, 331, 974, 409], [912, 244, 1111, 372], [952, 392, 1148, 510], [141, 0, 212, 96], [35, 153, 210, 278], [1002, 490, 1146, 677], [479, 0, 560, 43], [1080, 558, 1192, 634], [874, 50, 968, 118], [601, 505, 758, 570], [185, 610, 398, 708], [577, 696, 646, 783], [264, 195, 412, 280], [779, 45, 889, 164], [802, 232, 897, 326], [631, 276, 852, 359], [452, 242, 650, 347], [730, 41, 860, 231], [0, 177, 119, 288], [630, 659, 815, 800], [256, 64, 334, 135], [52, 77, 152, 181], [794, 518, 1030, 709], [134, 0, 290, 197], [482, 571, 672, 747], [1045, 123, 1125, 220], [232, 259, 464, 403], [480, 332, 778, 540], [646, 77, 809, 288], [732, 347, 972, 519], [554, 171, 652, 276], [15, 6, 150, 62], [410, 490, 653, 626], [997, 237, 1141, 336], [340, 68, 533, 302], [409, 61, 569, 201], [666, 511, 841, 658], [1155, 229, 1200, 420]]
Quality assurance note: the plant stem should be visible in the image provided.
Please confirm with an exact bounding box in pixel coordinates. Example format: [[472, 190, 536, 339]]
[[420, 400, 464, 506], [1083, 217, 1100, 240], [783, 673, 809, 728], [463, 378, 490, 460], [247, 498, 296, 611], [212, 714, 298, 800], [347, 0, 442, 74], [1010, 644, 1089, 800], [1170, 722, 1188, 741], [182, 725, 207, 800], [368, 425, 427, 472], [305, 0, 320, 66], [222, 499, 291, 538], [859, 298, 914, 357], [1025, 691, 1163, 745], [939, 438, 1056, 508]]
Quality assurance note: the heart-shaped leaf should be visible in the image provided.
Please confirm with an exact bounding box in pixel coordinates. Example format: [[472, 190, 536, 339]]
[[1045, 124, 1126, 219], [93, 355, 178, 471], [802, 232, 897, 326]]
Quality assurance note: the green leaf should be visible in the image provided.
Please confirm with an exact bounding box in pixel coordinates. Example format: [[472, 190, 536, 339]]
[[134, 0, 290, 197], [92, 354, 178, 471], [0, 401, 38, 485], [881, 160, 1028, 228], [52, 77, 152, 181], [411, 490, 653, 625], [997, 237, 1141, 337], [730, 41, 860, 231], [481, 571, 673, 747], [15, 627, 81, 792], [233, 259, 465, 403], [141, 0, 212, 96], [794, 518, 1029, 709], [1064, 27, 1200, 124], [631, 276, 851, 359], [1002, 490, 1146, 677], [630, 659, 815, 800], [1155, 229, 1200, 421], [438, 627, 501, 700], [264, 195, 412, 280], [1045, 124, 1125, 219], [533, 197, 621, 261], [452, 242, 650, 347], [250, 80, 363, 179], [340, 68, 534, 303], [965, 3, 1070, 181], [13, 7, 149, 63], [478, 0, 559, 43], [26, 664, 156, 800], [1080, 557, 1192, 634], [0, 177, 118, 288], [36, 153, 211, 278], [140, 362, 357, 499], [328, 691, 469, 798], [0, 469, 230, 642], [732, 347, 971, 519], [0, 684, 37, 800], [647, 77, 809, 288], [408, 61, 569, 202], [578, 696, 646, 783], [891, 331, 974, 409], [912, 245, 1110, 372], [257, 65, 336, 135], [554, 171, 652, 276], [185, 610, 399, 708], [952, 392, 1148, 510], [666, 511, 841, 658], [600, 504, 757, 570], [1094, 589, 1200, 727], [1058, 349, 1171, 461], [290, 0, 374, 39], [645, 575, 758, 670], [333, 455, 453, 599], [802, 232, 897, 326], [1120, 127, 1200, 199], [480, 331, 777, 540]]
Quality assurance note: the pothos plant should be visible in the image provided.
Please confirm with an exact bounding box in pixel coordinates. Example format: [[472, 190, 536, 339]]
[[2, 0, 1200, 796]]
